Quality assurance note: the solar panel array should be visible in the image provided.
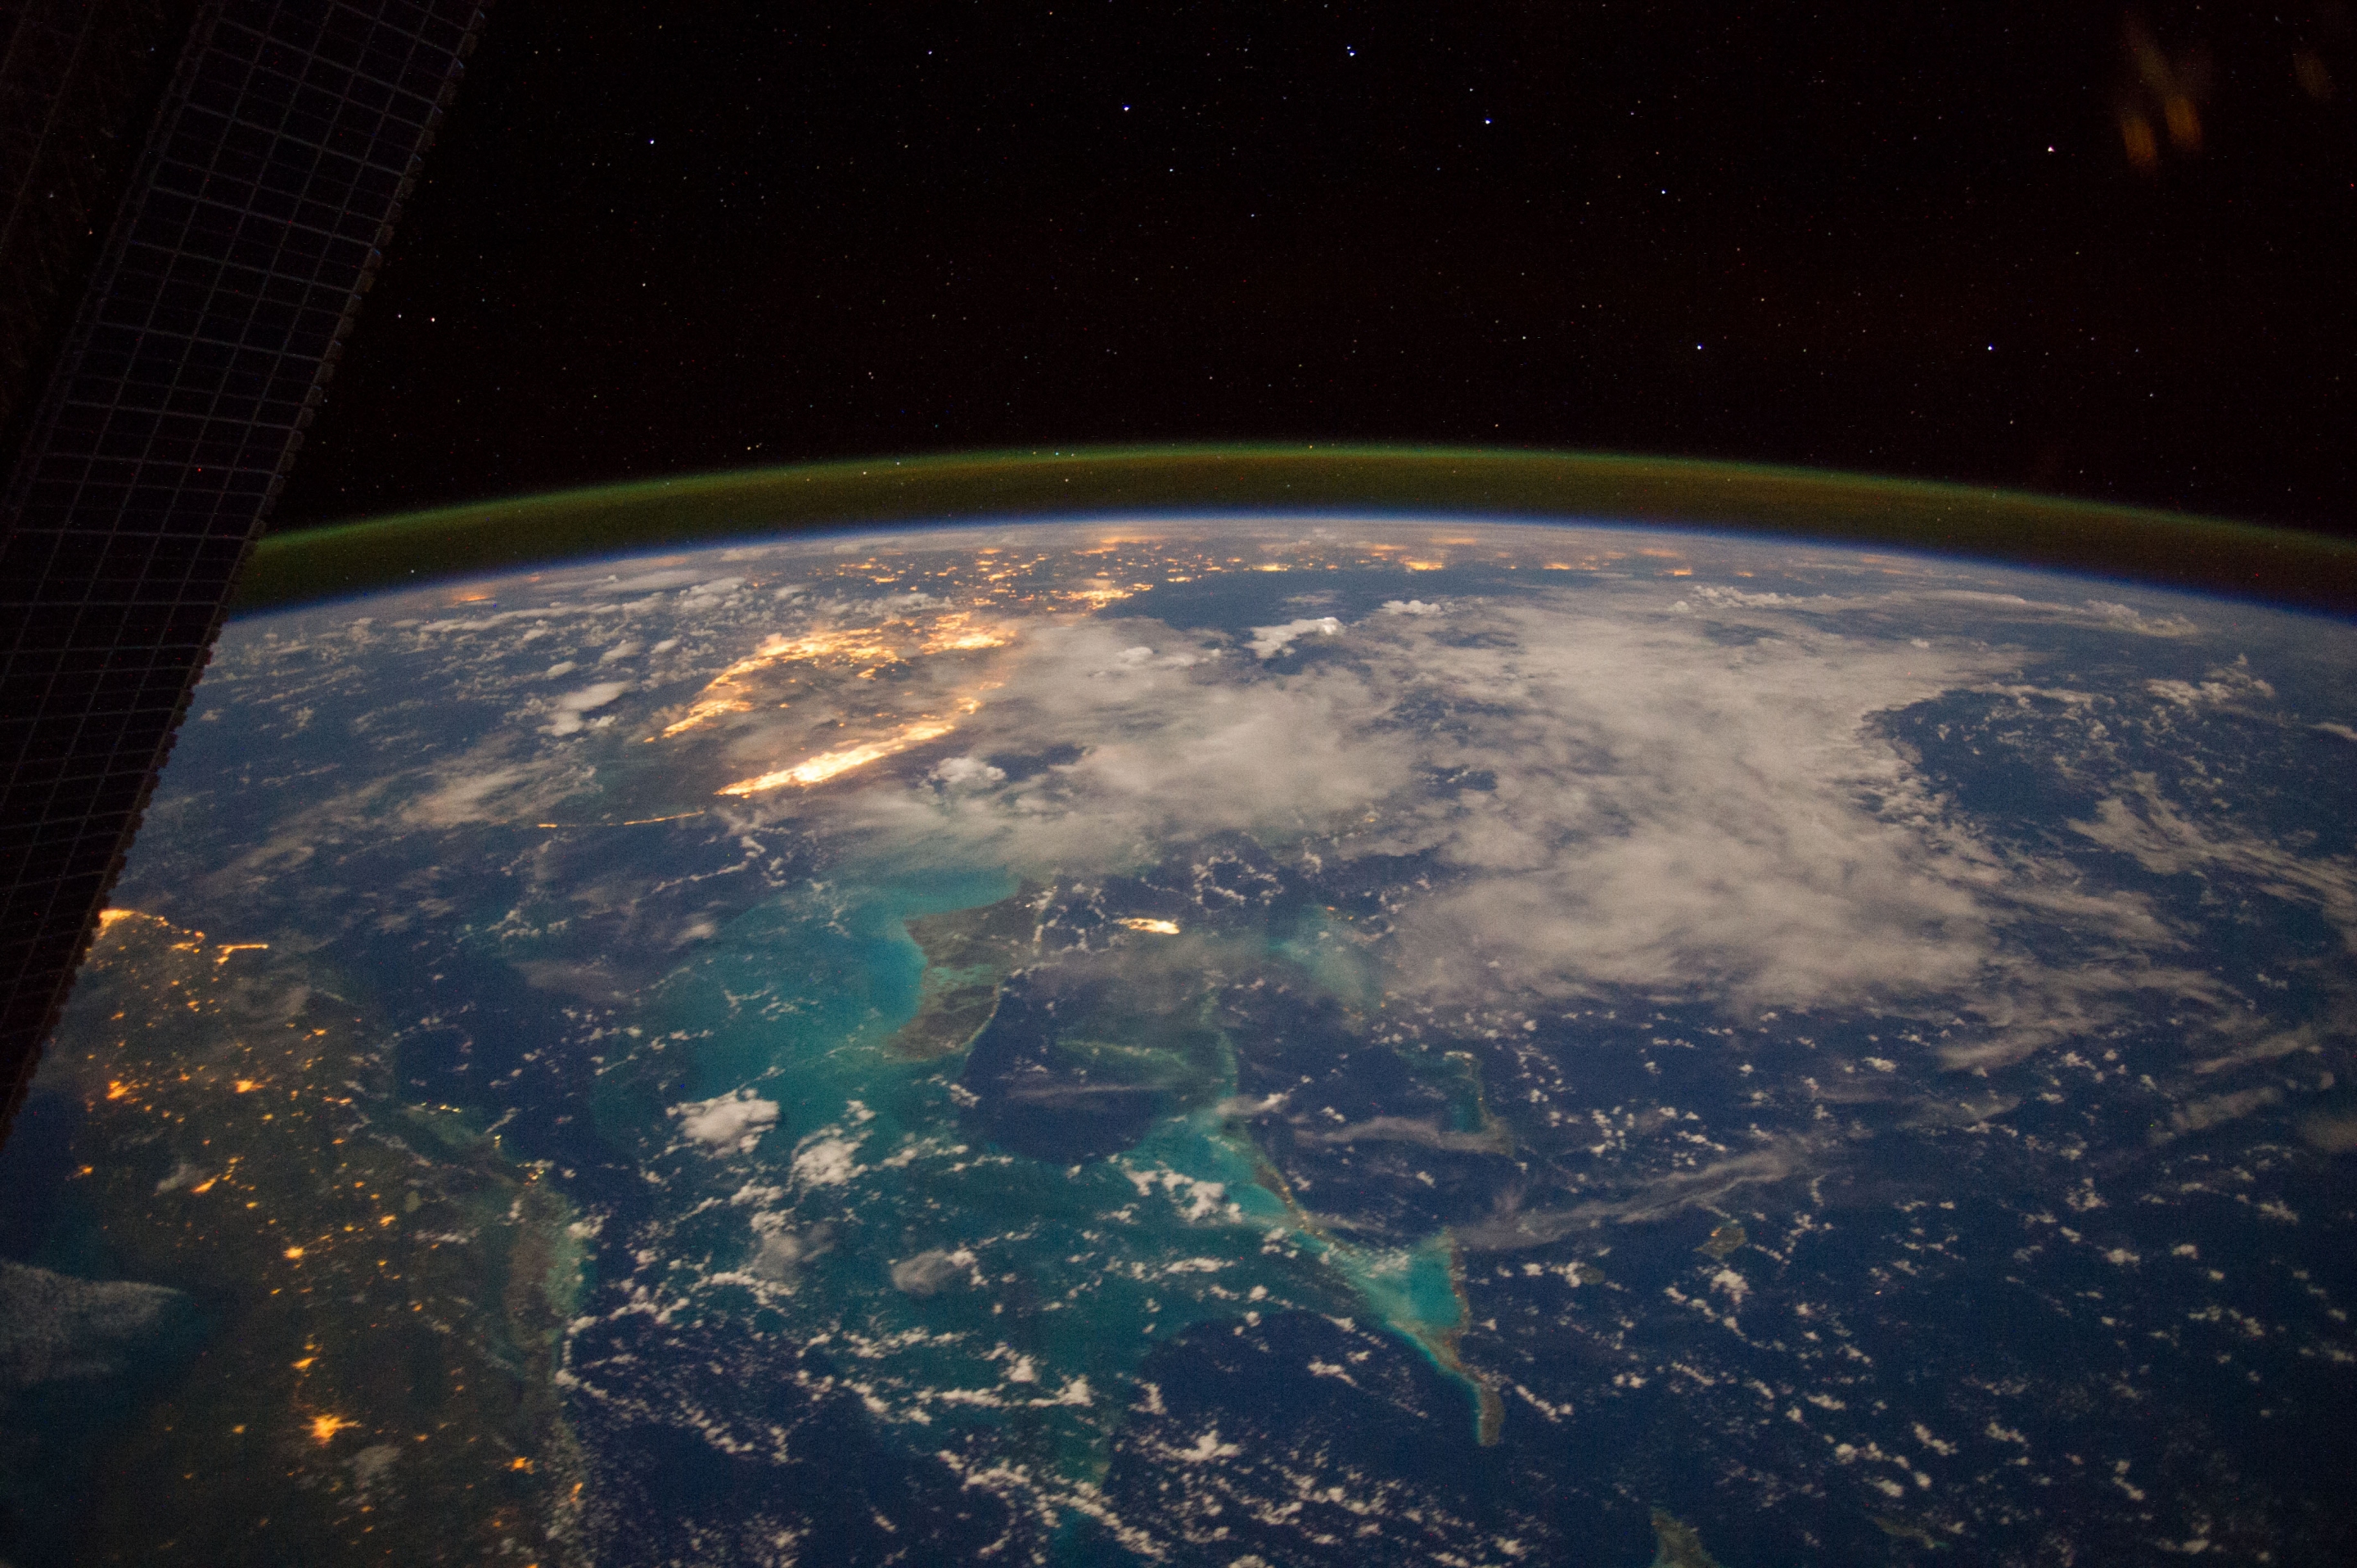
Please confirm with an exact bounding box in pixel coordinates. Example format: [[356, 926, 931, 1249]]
[[0, 0, 490, 1138]]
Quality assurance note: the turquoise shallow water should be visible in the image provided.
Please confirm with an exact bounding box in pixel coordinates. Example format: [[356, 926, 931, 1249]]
[[625, 864, 1489, 1487], [683, 865, 1021, 1101]]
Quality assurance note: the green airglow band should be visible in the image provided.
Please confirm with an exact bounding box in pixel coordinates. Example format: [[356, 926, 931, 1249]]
[[237, 445, 2357, 615]]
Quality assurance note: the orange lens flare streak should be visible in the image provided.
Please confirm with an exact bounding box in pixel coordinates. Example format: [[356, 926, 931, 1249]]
[[716, 719, 959, 795]]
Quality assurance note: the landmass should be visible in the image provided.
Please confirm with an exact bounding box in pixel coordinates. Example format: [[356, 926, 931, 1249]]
[[1697, 1219, 1746, 1259], [886, 884, 1044, 1058], [26, 913, 590, 1565], [1649, 1507, 1725, 1568]]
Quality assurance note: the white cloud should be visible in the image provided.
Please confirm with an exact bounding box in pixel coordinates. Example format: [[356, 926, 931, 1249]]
[[2304, 1113, 2357, 1153], [843, 622, 1406, 866], [1691, 585, 1811, 609], [743, 1213, 827, 1283], [596, 569, 702, 593], [2146, 663, 2274, 707], [1246, 617, 1341, 658], [1381, 600, 1441, 616], [679, 577, 745, 611], [793, 1135, 864, 1187], [409, 602, 632, 635], [890, 1247, 976, 1295], [2071, 780, 2357, 953], [1459, 1145, 1809, 1250], [405, 765, 534, 826], [671, 1090, 779, 1151], [1172, 1428, 1242, 1462], [827, 581, 2227, 1080], [930, 755, 1007, 791], [548, 680, 631, 736], [1381, 598, 2013, 1008]]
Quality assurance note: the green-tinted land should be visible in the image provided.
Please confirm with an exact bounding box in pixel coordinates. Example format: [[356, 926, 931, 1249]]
[[1650, 1507, 1728, 1568], [885, 886, 1043, 1060], [240, 445, 2357, 615], [1873, 1512, 1956, 1551]]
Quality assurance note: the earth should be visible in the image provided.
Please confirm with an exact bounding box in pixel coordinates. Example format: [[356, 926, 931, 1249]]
[[3, 510, 2354, 1566]]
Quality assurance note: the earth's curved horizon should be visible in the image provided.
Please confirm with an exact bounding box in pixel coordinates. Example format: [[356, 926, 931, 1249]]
[[241, 445, 2357, 617], [4, 503, 2354, 1566]]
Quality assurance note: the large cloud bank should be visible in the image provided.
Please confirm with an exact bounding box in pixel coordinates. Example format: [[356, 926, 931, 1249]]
[[828, 581, 2189, 1035]]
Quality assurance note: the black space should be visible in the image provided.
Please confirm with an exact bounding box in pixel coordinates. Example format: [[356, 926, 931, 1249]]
[[275, 2, 2356, 538]]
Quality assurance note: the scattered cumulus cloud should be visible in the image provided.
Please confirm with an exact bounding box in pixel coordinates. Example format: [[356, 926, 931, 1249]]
[[890, 1248, 976, 1295], [930, 756, 1007, 791], [596, 569, 702, 593], [793, 1135, 864, 1187], [671, 1090, 779, 1151], [2146, 660, 2274, 708], [548, 680, 630, 736], [1246, 617, 1341, 658]]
